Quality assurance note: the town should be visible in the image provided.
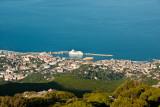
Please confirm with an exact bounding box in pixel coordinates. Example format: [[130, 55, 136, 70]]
[[0, 50, 160, 81]]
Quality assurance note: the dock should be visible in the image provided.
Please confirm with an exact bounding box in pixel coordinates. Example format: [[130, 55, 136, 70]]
[[84, 53, 113, 57]]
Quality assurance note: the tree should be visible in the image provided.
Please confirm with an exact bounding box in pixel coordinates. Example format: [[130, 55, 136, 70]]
[[83, 92, 113, 107], [63, 101, 93, 107], [119, 85, 149, 99], [111, 97, 148, 107], [140, 88, 160, 106], [112, 80, 149, 98]]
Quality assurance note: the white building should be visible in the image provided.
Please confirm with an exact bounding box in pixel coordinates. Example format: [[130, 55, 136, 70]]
[[0, 55, 6, 57]]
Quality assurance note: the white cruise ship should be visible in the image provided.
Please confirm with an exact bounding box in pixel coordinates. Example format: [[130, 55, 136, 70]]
[[69, 49, 83, 56]]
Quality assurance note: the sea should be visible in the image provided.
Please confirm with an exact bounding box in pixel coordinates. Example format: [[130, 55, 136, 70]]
[[0, 0, 160, 61]]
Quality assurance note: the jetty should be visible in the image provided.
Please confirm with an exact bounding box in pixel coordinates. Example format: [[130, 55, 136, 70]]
[[84, 53, 113, 57]]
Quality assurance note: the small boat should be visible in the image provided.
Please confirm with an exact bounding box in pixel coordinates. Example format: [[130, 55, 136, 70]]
[[83, 57, 94, 60]]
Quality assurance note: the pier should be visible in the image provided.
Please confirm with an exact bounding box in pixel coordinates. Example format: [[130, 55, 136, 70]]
[[84, 53, 113, 57]]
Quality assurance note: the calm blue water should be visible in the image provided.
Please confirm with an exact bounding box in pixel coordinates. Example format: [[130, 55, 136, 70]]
[[0, 0, 160, 61]]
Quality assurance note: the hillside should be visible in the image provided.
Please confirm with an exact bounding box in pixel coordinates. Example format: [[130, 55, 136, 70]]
[[0, 71, 159, 98], [53, 76, 125, 93], [0, 80, 160, 107], [0, 75, 124, 97]]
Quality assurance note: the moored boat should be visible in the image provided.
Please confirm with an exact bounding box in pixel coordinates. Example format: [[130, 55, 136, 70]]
[[83, 57, 94, 60]]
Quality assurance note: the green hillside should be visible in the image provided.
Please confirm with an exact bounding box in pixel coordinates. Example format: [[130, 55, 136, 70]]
[[0, 75, 125, 97], [53, 76, 125, 93], [19, 72, 47, 83]]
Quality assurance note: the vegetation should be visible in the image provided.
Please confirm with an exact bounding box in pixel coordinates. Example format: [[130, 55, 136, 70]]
[[0, 80, 160, 107], [0, 76, 125, 97], [71, 65, 126, 80], [141, 78, 160, 86], [83, 92, 113, 106], [0, 79, 7, 85], [0, 57, 7, 63], [19, 72, 46, 83], [112, 80, 149, 98], [111, 81, 160, 107], [53, 76, 125, 94]]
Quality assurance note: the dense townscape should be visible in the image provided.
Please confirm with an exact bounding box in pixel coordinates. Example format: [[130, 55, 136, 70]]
[[0, 50, 160, 82]]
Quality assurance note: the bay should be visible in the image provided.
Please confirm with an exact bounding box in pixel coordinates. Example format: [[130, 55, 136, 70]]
[[0, 0, 160, 61]]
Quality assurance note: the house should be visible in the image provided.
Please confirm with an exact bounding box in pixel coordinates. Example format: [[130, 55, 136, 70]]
[[19, 66, 30, 70], [56, 67, 64, 73], [21, 56, 30, 62], [6, 69, 14, 74], [43, 64, 50, 69]]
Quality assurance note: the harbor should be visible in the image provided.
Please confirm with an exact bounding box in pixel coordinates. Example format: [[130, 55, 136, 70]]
[[51, 49, 113, 57], [0, 49, 113, 61], [0, 50, 113, 57]]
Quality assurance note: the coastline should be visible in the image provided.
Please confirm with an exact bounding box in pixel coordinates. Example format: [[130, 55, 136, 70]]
[[0, 49, 159, 62]]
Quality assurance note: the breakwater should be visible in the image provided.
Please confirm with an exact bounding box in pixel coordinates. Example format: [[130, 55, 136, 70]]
[[84, 53, 113, 57]]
